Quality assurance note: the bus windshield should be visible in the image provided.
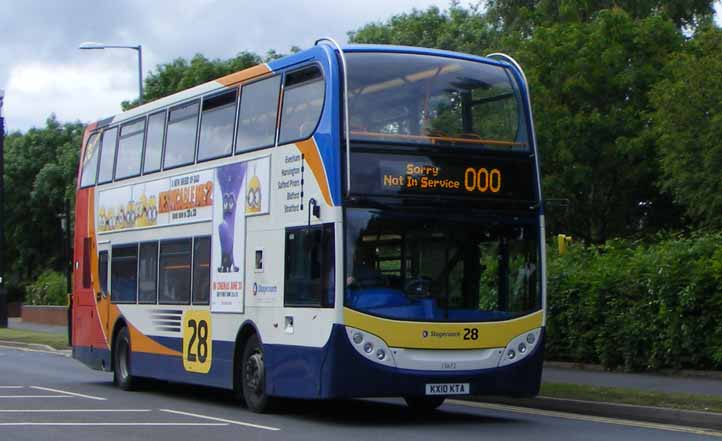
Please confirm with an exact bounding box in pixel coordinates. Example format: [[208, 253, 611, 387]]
[[345, 208, 540, 322], [346, 52, 528, 150]]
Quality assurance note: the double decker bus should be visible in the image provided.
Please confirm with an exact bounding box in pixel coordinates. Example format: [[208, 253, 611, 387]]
[[72, 39, 545, 413]]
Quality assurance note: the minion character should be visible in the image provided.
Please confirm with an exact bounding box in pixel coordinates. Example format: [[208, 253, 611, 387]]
[[98, 207, 107, 232], [117, 207, 127, 229], [147, 195, 158, 225], [136, 194, 148, 227], [107, 207, 116, 230], [125, 201, 136, 227], [246, 175, 262, 214]]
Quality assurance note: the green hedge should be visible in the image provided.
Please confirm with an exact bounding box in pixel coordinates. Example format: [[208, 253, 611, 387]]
[[546, 233, 722, 372], [25, 270, 68, 306]]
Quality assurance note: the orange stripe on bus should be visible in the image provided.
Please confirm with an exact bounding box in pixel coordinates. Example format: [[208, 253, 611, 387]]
[[128, 321, 182, 357], [296, 138, 333, 206], [217, 64, 271, 87]]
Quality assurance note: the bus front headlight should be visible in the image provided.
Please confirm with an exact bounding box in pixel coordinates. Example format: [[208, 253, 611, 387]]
[[498, 328, 541, 367]]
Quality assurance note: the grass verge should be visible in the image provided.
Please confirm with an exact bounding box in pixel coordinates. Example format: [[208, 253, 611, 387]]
[[0, 328, 69, 350], [541, 382, 722, 413]]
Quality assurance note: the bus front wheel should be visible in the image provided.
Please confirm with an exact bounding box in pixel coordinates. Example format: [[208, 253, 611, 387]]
[[113, 327, 136, 390], [404, 396, 445, 413], [241, 334, 275, 413]]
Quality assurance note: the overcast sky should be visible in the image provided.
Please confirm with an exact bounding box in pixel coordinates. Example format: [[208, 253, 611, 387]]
[[2, 0, 721, 133]]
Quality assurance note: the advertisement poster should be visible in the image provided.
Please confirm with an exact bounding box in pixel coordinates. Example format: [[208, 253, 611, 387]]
[[97, 170, 214, 233], [211, 162, 247, 313]]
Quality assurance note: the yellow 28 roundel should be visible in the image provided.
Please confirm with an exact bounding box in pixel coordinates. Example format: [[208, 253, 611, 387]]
[[182, 310, 212, 373]]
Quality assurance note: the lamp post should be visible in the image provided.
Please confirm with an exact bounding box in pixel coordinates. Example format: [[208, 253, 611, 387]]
[[0, 89, 6, 328], [79, 42, 144, 105]]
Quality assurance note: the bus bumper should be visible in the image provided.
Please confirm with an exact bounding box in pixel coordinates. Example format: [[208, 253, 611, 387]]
[[265, 324, 544, 399]]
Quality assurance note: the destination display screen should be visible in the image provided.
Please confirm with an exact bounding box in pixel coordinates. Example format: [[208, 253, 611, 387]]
[[349, 151, 536, 202]]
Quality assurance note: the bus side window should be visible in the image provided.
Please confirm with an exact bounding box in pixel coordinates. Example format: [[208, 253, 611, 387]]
[[138, 242, 159, 304], [144, 111, 166, 174], [164, 101, 199, 169], [98, 250, 109, 295], [158, 239, 192, 304], [115, 118, 146, 180], [198, 90, 237, 162], [97, 127, 118, 184], [236, 75, 281, 152], [192, 236, 211, 305], [111, 244, 138, 304], [284, 224, 335, 307], [278, 65, 325, 145], [80, 133, 100, 188]]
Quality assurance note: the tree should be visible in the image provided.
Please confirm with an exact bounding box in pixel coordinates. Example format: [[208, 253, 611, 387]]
[[349, 3, 499, 55], [3, 116, 82, 301], [485, 0, 716, 33], [514, 10, 684, 242], [649, 25, 722, 227]]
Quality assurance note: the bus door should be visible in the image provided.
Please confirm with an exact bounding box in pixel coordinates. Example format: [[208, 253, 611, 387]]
[[97, 241, 112, 342]]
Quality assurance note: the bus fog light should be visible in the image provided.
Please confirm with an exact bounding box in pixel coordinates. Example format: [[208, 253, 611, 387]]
[[376, 349, 386, 360], [364, 342, 374, 354], [518, 343, 527, 354], [352, 332, 363, 344], [507, 349, 516, 360], [526, 333, 536, 344]]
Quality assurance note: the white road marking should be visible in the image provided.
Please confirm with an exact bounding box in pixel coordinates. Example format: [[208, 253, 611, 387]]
[[30, 386, 106, 401], [0, 386, 23, 389], [0, 409, 151, 413], [0, 422, 227, 426], [161, 409, 281, 431], [0, 345, 69, 357], [448, 400, 722, 438], [0, 395, 69, 399]]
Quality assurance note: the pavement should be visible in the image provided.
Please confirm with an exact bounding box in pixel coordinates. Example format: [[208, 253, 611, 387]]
[[7, 318, 67, 335], [0, 346, 720, 441], [543, 363, 722, 397]]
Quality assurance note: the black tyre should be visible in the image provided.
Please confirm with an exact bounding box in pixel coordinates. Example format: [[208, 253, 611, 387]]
[[404, 396, 445, 413], [241, 334, 275, 413], [113, 327, 136, 391]]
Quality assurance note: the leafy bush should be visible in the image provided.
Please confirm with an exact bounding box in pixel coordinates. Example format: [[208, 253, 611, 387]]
[[546, 233, 722, 372], [25, 270, 68, 306]]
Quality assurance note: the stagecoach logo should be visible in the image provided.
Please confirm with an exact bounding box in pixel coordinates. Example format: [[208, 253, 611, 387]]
[[252, 282, 278, 296], [422, 330, 461, 339]]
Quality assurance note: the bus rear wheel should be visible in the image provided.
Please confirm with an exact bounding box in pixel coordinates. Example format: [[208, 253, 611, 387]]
[[404, 396, 445, 413], [241, 334, 275, 413], [113, 327, 136, 391]]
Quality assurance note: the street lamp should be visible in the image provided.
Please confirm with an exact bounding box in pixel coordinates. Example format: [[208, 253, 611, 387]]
[[79, 41, 144, 105]]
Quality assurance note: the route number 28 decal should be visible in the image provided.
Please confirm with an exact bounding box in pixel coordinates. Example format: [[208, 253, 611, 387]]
[[182, 310, 212, 373]]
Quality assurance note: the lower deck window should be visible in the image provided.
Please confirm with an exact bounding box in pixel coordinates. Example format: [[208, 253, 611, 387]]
[[111, 245, 138, 303], [159, 239, 192, 304]]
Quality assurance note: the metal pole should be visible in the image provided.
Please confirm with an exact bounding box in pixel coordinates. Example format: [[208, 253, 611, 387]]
[[137, 45, 143, 104], [0, 89, 7, 328]]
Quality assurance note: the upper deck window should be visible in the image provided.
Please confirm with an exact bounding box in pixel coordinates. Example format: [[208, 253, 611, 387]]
[[236, 75, 281, 152], [164, 101, 199, 169], [97, 127, 118, 184], [143, 111, 165, 174], [115, 118, 145, 180], [279, 65, 325, 145], [198, 90, 237, 162], [80, 133, 100, 187], [346, 52, 528, 150]]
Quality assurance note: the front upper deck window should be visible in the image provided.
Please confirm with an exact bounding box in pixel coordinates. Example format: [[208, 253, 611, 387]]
[[346, 52, 528, 150], [80, 133, 100, 187]]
